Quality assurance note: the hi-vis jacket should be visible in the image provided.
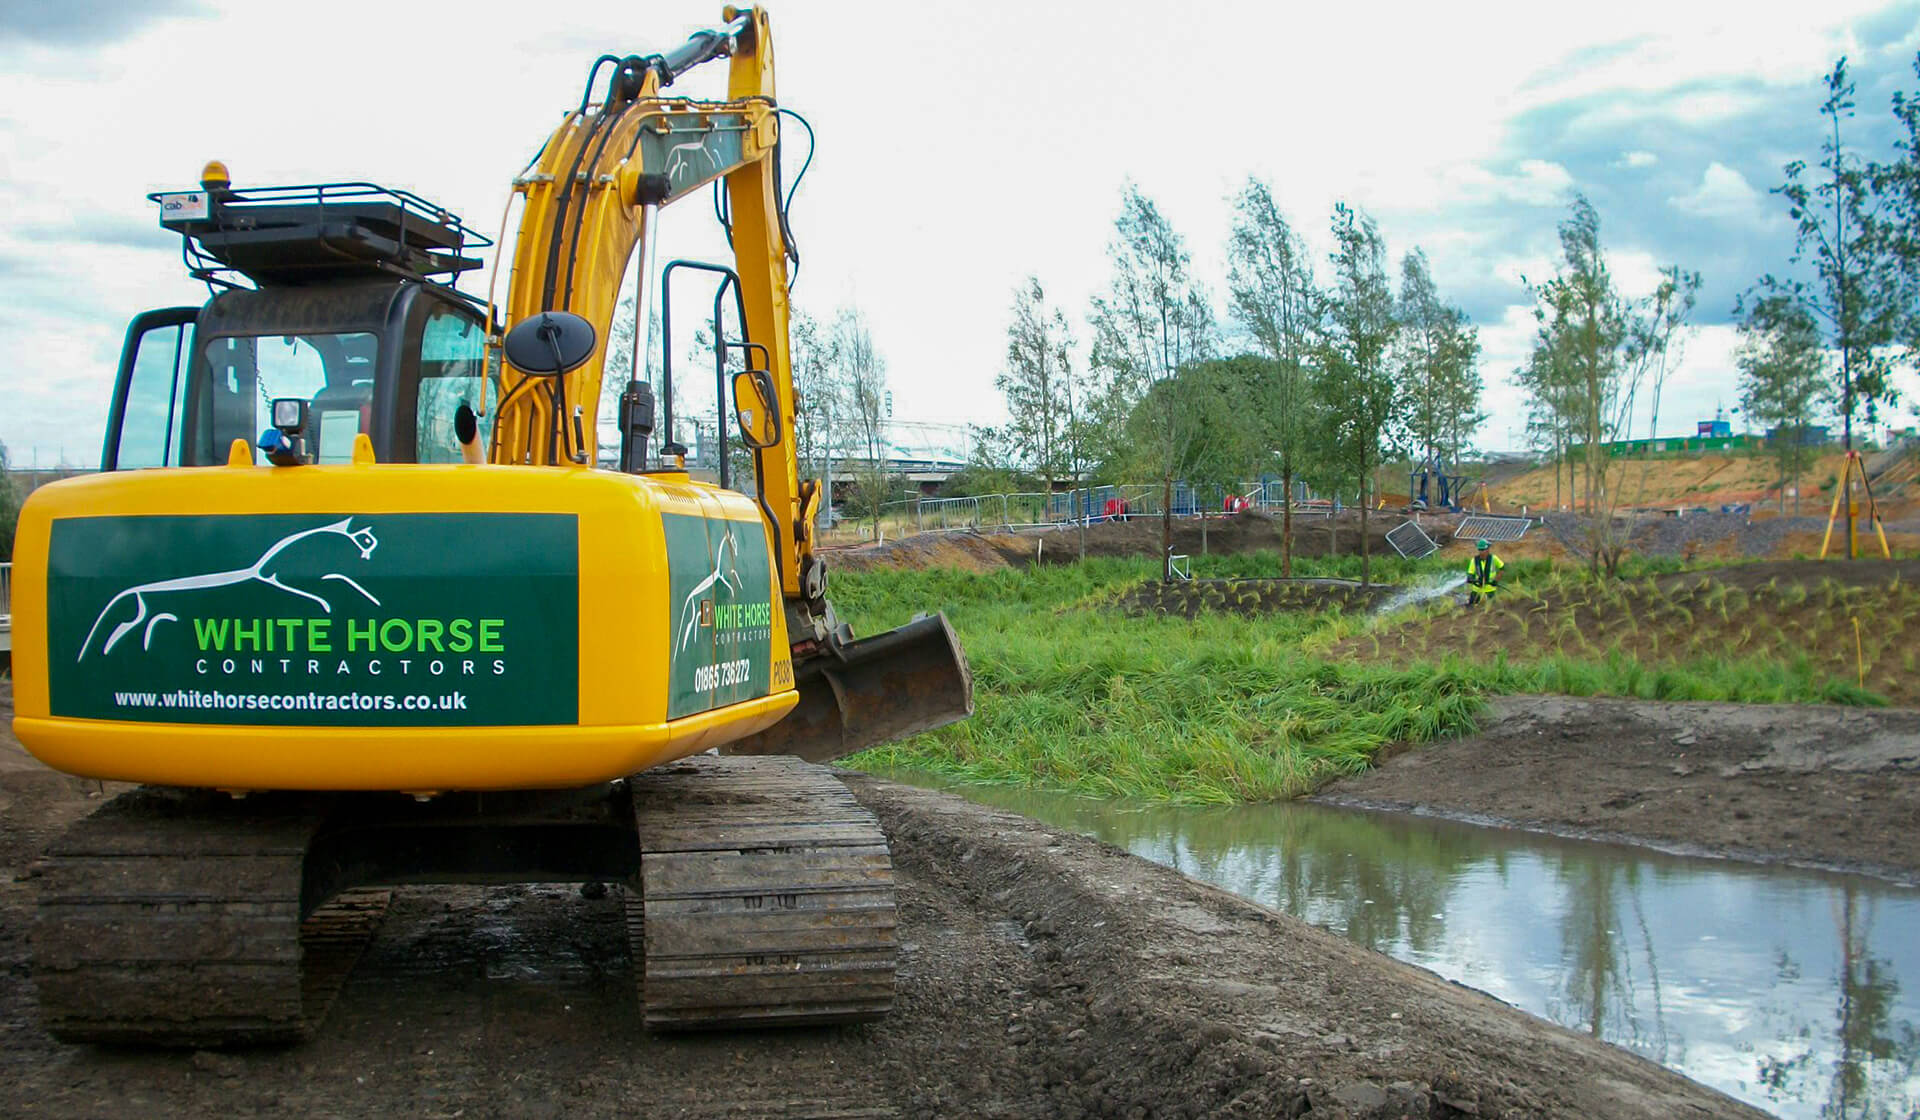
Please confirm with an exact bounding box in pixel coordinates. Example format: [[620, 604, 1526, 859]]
[[1467, 551, 1505, 591]]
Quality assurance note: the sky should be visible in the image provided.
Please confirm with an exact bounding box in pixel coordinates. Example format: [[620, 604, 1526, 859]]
[[3, 0, 1920, 468]]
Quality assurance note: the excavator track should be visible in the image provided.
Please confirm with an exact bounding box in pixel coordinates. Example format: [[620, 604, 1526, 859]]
[[630, 755, 896, 1030], [34, 787, 388, 1046]]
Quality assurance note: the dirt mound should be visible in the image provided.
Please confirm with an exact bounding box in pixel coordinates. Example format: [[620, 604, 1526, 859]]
[[1537, 511, 1920, 561], [1338, 558, 1920, 705], [823, 531, 1043, 573], [827, 511, 1406, 573], [1490, 452, 1858, 513], [1116, 578, 1398, 619], [1318, 695, 1920, 885]]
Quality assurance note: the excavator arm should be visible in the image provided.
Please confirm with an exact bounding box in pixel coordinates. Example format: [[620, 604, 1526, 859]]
[[492, 6, 969, 759], [492, 6, 811, 598]]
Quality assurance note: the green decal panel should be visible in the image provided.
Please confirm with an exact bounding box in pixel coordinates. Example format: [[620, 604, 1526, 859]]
[[664, 512, 773, 719], [46, 514, 579, 727]]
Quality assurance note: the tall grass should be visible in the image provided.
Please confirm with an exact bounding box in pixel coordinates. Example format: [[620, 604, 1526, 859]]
[[834, 554, 1886, 803]]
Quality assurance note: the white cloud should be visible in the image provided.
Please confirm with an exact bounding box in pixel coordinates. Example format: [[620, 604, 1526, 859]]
[[0, 0, 1909, 461], [1619, 150, 1659, 168], [1669, 162, 1770, 224]]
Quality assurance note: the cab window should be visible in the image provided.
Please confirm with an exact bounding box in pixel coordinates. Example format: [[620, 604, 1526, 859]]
[[202, 332, 378, 464], [415, 305, 496, 463], [114, 317, 194, 468]]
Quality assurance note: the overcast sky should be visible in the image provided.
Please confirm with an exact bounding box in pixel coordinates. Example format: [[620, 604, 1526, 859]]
[[3, 0, 1920, 468]]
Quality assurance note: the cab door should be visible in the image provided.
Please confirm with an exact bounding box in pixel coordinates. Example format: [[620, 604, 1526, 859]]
[[102, 307, 198, 470]]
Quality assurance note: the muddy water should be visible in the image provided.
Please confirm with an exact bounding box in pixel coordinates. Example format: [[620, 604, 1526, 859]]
[[881, 772, 1920, 1120]]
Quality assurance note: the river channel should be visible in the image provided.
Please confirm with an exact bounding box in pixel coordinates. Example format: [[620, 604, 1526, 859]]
[[877, 771, 1920, 1120]]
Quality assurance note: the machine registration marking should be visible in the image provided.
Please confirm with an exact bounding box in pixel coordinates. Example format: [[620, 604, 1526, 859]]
[[692, 659, 752, 692]]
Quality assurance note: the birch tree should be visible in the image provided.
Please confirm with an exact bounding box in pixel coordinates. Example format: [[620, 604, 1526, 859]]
[[833, 305, 892, 539], [1529, 196, 1698, 576], [996, 277, 1078, 492], [1315, 203, 1399, 586], [1227, 177, 1320, 575], [1088, 185, 1214, 582], [1737, 294, 1831, 513], [1394, 248, 1485, 471]]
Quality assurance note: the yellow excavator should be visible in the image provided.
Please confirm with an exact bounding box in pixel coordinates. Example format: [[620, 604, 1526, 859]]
[[9, 7, 971, 1044]]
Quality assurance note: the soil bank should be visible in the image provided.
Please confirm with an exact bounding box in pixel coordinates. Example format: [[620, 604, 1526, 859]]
[[0, 688, 1756, 1118], [825, 510, 1402, 573], [1317, 695, 1920, 885]]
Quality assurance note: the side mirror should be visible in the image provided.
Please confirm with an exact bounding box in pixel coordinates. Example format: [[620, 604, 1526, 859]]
[[731, 368, 781, 449], [503, 311, 597, 376]]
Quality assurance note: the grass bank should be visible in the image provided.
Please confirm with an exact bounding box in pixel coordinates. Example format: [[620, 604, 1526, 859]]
[[836, 552, 1900, 803]]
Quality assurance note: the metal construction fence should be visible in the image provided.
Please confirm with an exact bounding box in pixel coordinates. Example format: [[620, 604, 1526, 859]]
[[872, 480, 1335, 536], [1384, 520, 1439, 559]]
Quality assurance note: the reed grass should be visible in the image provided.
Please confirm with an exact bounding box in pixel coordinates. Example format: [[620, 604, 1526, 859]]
[[834, 552, 1893, 803]]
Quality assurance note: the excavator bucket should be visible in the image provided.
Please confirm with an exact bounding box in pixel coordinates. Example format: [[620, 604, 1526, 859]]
[[723, 613, 973, 763]]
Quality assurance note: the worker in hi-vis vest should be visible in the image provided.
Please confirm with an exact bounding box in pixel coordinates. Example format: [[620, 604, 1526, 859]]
[[1466, 539, 1504, 606]]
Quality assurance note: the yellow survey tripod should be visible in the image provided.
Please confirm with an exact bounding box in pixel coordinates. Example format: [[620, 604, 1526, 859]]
[[1820, 449, 1891, 560]]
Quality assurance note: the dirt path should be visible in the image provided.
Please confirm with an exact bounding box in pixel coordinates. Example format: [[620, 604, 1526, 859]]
[[1317, 695, 1920, 885], [0, 698, 1758, 1117]]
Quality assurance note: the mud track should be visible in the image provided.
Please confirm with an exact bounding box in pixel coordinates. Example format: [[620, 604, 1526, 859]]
[[1317, 695, 1920, 886], [0, 697, 1755, 1117]]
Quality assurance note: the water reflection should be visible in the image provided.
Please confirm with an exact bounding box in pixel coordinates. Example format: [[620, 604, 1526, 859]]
[[879, 773, 1920, 1120]]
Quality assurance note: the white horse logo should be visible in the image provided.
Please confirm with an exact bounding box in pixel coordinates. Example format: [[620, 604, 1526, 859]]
[[664, 136, 715, 185], [78, 518, 381, 661], [675, 528, 740, 654]]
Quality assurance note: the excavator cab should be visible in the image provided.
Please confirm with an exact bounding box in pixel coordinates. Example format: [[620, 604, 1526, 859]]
[[104, 178, 495, 472]]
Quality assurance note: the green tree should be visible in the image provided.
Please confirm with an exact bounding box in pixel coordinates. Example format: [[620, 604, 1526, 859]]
[[1088, 185, 1214, 582], [1394, 248, 1485, 473], [1160, 356, 1270, 554], [788, 307, 839, 482], [1314, 203, 1400, 586], [996, 277, 1078, 492], [1882, 53, 1920, 360], [1517, 338, 1582, 511], [1737, 294, 1831, 513], [1755, 59, 1903, 550], [1528, 196, 1698, 576], [1227, 177, 1321, 575], [832, 304, 892, 541]]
